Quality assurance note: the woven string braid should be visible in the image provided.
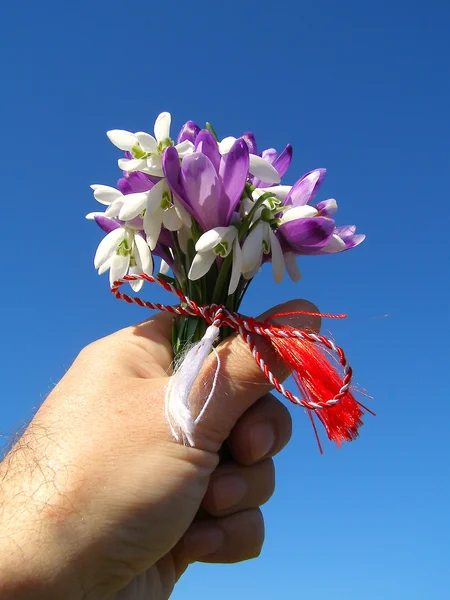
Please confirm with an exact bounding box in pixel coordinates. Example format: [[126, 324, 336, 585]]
[[111, 274, 353, 411]]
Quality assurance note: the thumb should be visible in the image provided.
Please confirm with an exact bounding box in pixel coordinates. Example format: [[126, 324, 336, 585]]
[[191, 299, 321, 450]]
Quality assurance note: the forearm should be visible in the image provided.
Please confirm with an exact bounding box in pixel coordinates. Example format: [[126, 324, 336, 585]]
[[0, 437, 84, 600]]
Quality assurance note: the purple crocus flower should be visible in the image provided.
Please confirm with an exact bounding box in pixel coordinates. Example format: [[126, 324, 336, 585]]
[[163, 131, 250, 231], [283, 168, 326, 207], [94, 215, 120, 234]]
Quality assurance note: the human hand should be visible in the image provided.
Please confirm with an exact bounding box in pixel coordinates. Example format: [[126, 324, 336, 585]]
[[0, 300, 320, 600]]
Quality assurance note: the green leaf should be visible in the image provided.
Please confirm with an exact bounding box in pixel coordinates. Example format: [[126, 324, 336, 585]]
[[205, 122, 219, 142]]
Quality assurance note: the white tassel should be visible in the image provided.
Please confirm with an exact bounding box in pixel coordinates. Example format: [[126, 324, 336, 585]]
[[165, 324, 221, 446]]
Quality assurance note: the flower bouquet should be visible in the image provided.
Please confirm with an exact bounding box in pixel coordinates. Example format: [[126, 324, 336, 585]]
[[87, 112, 369, 449]]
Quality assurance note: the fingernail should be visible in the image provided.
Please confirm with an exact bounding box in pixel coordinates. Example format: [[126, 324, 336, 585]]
[[250, 423, 275, 462], [213, 474, 248, 512]]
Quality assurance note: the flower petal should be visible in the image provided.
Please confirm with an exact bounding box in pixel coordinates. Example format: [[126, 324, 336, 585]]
[[219, 138, 250, 224], [279, 217, 335, 251], [94, 227, 126, 269], [284, 252, 302, 282], [229, 241, 243, 295], [188, 251, 216, 280], [269, 228, 284, 284], [181, 153, 223, 230], [144, 209, 163, 250], [94, 215, 120, 234], [249, 154, 281, 184], [109, 253, 130, 286], [91, 184, 123, 206], [163, 147, 196, 219], [195, 130, 221, 172], [162, 208, 182, 231], [279, 205, 318, 224], [285, 169, 326, 207], [128, 266, 144, 292], [144, 155, 164, 177], [175, 140, 195, 157], [154, 112, 171, 143], [104, 198, 125, 218], [145, 179, 165, 213], [315, 199, 338, 217], [134, 233, 153, 274], [177, 121, 201, 145], [272, 144, 293, 178], [256, 185, 292, 202], [118, 192, 148, 221], [242, 132, 258, 155], [320, 233, 347, 254], [159, 259, 170, 275], [135, 132, 158, 153], [218, 136, 237, 154], [195, 227, 234, 252], [242, 222, 264, 273], [106, 130, 136, 151], [118, 158, 148, 173], [335, 224, 356, 237]]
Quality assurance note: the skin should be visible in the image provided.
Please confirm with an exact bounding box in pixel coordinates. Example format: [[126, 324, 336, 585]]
[[0, 300, 320, 600]]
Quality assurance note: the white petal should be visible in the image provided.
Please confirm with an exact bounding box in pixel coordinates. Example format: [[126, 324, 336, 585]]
[[109, 253, 130, 286], [279, 205, 318, 224], [258, 185, 292, 201], [146, 179, 165, 213], [284, 252, 302, 282], [228, 241, 243, 295], [154, 112, 171, 143], [321, 234, 347, 253], [106, 130, 136, 151], [241, 223, 264, 273], [135, 132, 158, 153], [268, 228, 284, 284], [98, 256, 112, 275], [174, 199, 192, 227], [94, 227, 126, 269], [91, 184, 123, 206], [129, 267, 144, 292], [118, 192, 148, 221], [177, 226, 191, 253], [175, 140, 195, 157], [249, 155, 281, 184], [162, 208, 183, 231], [242, 257, 262, 280], [104, 198, 125, 218], [85, 211, 103, 220], [218, 136, 237, 154], [144, 209, 163, 250], [159, 259, 170, 275], [118, 157, 148, 173], [144, 155, 163, 177], [134, 234, 153, 274], [195, 227, 235, 252], [188, 251, 216, 280]]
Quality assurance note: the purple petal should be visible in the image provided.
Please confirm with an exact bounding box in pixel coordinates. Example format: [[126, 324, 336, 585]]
[[261, 148, 278, 165], [284, 168, 326, 207], [163, 147, 198, 220], [278, 217, 335, 252], [272, 144, 293, 178], [94, 215, 120, 234], [242, 132, 258, 155], [335, 224, 356, 237], [117, 171, 156, 195], [219, 138, 250, 224], [176, 120, 201, 145], [181, 153, 223, 230], [344, 234, 365, 249], [195, 129, 221, 172]]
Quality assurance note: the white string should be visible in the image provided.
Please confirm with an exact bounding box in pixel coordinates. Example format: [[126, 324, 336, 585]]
[[165, 324, 220, 446]]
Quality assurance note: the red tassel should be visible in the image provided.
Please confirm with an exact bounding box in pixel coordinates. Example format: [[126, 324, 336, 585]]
[[267, 329, 370, 451]]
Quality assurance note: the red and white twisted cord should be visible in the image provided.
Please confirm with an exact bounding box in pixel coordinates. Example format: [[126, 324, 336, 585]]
[[111, 273, 352, 411]]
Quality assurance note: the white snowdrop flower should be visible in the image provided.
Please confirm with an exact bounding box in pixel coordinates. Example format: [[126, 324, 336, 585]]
[[188, 226, 243, 295], [94, 227, 153, 292], [218, 136, 281, 184], [241, 222, 284, 284], [107, 112, 194, 177]]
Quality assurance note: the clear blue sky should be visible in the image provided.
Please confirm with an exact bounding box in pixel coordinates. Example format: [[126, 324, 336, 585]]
[[1, 1, 449, 598]]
